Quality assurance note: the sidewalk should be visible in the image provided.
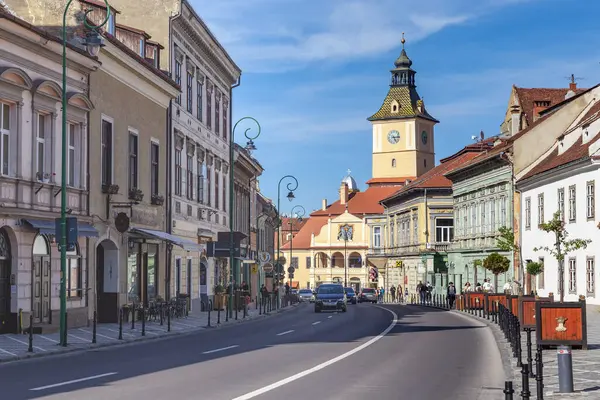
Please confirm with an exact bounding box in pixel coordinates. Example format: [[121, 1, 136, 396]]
[[0, 303, 296, 363], [452, 304, 600, 399]]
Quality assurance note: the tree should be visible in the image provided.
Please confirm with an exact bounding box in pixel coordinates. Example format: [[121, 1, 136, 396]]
[[483, 252, 511, 291], [534, 211, 591, 302], [497, 226, 522, 293]]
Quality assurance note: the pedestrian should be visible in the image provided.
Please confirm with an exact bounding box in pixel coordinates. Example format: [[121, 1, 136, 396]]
[[482, 278, 492, 292], [417, 281, 425, 304], [397, 286, 403, 303], [390, 285, 396, 303], [502, 280, 512, 295], [447, 282, 457, 309]]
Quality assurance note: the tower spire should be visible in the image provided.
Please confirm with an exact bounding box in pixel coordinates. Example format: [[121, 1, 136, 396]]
[[401, 32, 405, 49], [391, 33, 415, 87]]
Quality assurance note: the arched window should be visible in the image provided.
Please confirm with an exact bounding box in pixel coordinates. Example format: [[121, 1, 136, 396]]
[[391, 159, 396, 168], [67, 243, 81, 298], [32, 235, 49, 255]]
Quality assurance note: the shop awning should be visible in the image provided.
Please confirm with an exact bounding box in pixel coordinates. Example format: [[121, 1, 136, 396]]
[[21, 218, 99, 237], [130, 227, 203, 251], [368, 256, 388, 269]]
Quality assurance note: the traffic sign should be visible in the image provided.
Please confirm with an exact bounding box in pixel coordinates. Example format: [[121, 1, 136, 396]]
[[262, 264, 274, 273], [278, 256, 287, 265], [259, 252, 271, 264], [287, 266, 295, 274], [251, 265, 258, 274], [395, 260, 403, 268]]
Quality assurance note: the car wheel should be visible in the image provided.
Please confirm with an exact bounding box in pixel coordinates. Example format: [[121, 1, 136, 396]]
[[315, 308, 321, 313], [342, 306, 347, 312]]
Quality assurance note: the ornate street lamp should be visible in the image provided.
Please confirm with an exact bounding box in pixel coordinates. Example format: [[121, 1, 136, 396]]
[[275, 175, 298, 291], [228, 117, 261, 318], [287, 205, 305, 288], [59, 0, 109, 347]]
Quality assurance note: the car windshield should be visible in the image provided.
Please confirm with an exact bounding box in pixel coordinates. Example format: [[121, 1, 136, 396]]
[[318, 285, 344, 294], [344, 288, 355, 294], [362, 288, 375, 293], [299, 289, 312, 294]]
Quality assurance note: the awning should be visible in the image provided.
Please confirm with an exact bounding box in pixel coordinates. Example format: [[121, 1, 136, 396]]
[[21, 219, 99, 237], [130, 227, 203, 251], [368, 256, 388, 269]]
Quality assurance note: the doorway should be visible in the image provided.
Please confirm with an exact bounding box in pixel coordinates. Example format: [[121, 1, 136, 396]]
[[96, 239, 119, 323], [0, 229, 12, 333], [32, 235, 51, 324]]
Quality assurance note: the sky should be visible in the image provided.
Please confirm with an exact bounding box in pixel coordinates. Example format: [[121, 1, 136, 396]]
[[192, 0, 600, 216]]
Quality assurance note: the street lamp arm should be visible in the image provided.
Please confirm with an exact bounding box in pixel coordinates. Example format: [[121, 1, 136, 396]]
[[290, 205, 306, 219], [232, 116, 261, 143], [278, 175, 299, 193]]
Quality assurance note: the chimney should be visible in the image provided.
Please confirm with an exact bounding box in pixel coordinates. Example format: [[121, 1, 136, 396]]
[[321, 199, 327, 210], [569, 81, 577, 92], [339, 183, 349, 205], [510, 105, 520, 135]]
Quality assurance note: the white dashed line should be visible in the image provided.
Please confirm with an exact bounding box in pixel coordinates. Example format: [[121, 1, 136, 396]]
[[39, 335, 59, 343], [327, 316, 333, 319], [202, 345, 239, 354], [5, 335, 47, 351], [312, 321, 321, 326], [0, 347, 17, 356], [276, 330, 294, 336], [30, 372, 118, 391]]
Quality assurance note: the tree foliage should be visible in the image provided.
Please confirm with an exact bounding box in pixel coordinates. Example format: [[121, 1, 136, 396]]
[[534, 211, 592, 262], [483, 252, 511, 276], [526, 261, 544, 276], [473, 259, 483, 268], [497, 226, 519, 252]]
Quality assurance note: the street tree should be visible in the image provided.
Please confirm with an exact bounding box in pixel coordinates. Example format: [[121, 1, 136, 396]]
[[497, 226, 523, 293], [483, 252, 511, 291], [534, 211, 591, 302], [525, 261, 543, 295]]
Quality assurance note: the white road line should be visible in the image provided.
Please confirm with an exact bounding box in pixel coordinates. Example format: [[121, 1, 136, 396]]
[[312, 321, 321, 326], [68, 333, 89, 342], [29, 372, 118, 391], [276, 330, 294, 336], [39, 335, 59, 343], [232, 306, 398, 400], [202, 345, 239, 354], [103, 328, 135, 337], [78, 328, 118, 341], [5, 335, 47, 352], [170, 321, 196, 328], [0, 347, 17, 356], [327, 316, 333, 319]]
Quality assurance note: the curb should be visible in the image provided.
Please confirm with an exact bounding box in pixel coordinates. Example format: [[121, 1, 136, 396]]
[[0, 303, 302, 365]]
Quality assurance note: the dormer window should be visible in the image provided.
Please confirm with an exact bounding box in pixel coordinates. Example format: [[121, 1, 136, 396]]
[[391, 100, 399, 113], [534, 101, 551, 107], [107, 11, 115, 35], [139, 38, 145, 58]]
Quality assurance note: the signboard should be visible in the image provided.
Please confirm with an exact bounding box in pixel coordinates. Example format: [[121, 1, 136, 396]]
[[251, 265, 258, 274], [395, 260, 403, 268], [263, 264, 274, 273], [259, 252, 271, 264], [278, 256, 287, 265], [287, 266, 295, 274]]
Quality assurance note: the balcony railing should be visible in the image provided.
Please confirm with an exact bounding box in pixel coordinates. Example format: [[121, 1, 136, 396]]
[[366, 242, 452, 256]]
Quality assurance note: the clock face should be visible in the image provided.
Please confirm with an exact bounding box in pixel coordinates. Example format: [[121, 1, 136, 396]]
[[387, 130, 400, 144], [421, 130, 428, 145]]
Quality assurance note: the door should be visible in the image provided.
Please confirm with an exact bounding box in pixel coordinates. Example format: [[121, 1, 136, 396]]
[[0, 259, 10, 332], [32, 256, 51, 324], [175, 258, 181, 297]]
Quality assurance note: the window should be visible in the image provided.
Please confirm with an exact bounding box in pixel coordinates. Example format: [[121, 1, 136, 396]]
[[435, 218, 454, 242], [373, 226, 381, 248], [197, 159, 204, 203], [139, 38, 145, 57], [174, 148, 182, 196], [291, 257, 298, 268], [36, 113, 46, 179], [587, 181, 595, 220], [587, 257, 595, 295], [215, 92, 220, 135], [206, 164, 212, 206], [537, 257, 545, 290], [568, 258, 576, 294], [0, 102, 9, 175], [174, 60, 182, 104], [537, 193, 544, 226], [196, 80, 203, 121], [187, 153, 194, 200], [107, 10, 115, 34], [389, 221, 395, 248], [463, 206, 468, 236], [471, 204, 477, 234], [500, 196, 506, 228], [524, 197, 531, 229], [67, 123, 76, 187], [186, 71, 193, 113], [215, 171, 220, 209], [67, 247, 82, 298], [150, 142, 159, 196], [128, 132, 138, 191], [222, 174, 226, 211], [557, 188, 565, 221], [480, 201, 486, 234], [206, 84, 212, 130], [306, 256, 311, 269], [568, 185, 576, 222], [223, 102, 228, 141], [391, 158, 396, 168], [101, 119, 113, 186]]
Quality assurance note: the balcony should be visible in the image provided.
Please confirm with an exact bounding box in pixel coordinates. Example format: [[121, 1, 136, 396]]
[[0, 176, 87, 214]]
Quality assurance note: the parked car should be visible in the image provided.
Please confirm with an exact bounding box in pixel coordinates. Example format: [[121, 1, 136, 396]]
[[298, 289, 314, 302], [344, 287, 357, 304], [314, 284, 347, 313], [358, 287, 377, 303]]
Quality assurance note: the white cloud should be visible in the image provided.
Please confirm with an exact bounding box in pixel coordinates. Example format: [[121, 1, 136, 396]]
[[193, 0, 532, 73]]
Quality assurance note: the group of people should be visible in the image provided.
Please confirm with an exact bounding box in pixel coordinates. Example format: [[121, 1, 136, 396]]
[[462, 279, 513, 294], [382, 285, 408, 303]]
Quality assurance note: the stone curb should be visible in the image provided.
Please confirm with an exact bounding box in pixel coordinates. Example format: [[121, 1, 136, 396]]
[[0, 303, 301, 365]]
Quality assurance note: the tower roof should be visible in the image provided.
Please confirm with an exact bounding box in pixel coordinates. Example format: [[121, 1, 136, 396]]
[[342, 169, 359, 192]]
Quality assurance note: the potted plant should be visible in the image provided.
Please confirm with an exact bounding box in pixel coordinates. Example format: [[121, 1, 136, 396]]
[[102, 184, 119, 195], [214, 284, 225, 310], [128, 188, 144, 202], [151, 194, 164, 206]]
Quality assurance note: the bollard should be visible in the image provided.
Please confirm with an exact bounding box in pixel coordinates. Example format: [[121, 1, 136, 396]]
[[536, 346, 544, 399], [131, 305, 135, 330], [18, 308, 23, 334], [259, 296, 262, 315], [244, 302, 247, 318], [235, 298, 238, 320], [525, 328, 534, 377], [167, 305, 171, 332], [217, 306, 221, 324], [207, 300, 212, 327], [557, 345, 574, 393], [503, 381, 514, 400], [226, 302, 229, 322], [516, 320, 523, 368], [28, 314, 33, 353], [520, 363, 531, 399], [118, 308, 123, 340], [141, 308, 146, 336], [256, 296, 258, 310], [160, 304, 164, 326], [92, 310, 97, 344]]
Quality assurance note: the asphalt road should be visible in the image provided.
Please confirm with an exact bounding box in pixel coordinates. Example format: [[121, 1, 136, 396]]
[[0, 303, 506, 400]]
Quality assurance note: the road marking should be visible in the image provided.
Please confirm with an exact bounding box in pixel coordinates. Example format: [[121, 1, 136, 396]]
[[327, 316, 333, 319], [68, 333, 89, 342], [39, 335, 59, 343], [312, 321, 321, 326], [0, 347, 17, 356], [276, 330, 294, 336], [202, 345, 239, 354], [78, 329, 117, 341], [29, 372, 118, 391], [232, 306, 398, 400], [5, 335, 46, 352]]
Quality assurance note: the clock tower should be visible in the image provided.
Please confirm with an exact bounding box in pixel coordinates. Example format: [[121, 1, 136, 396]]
[[367, 34, 438, 182]]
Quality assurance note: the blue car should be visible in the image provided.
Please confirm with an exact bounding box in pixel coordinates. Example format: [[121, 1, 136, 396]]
[[314, 284, 347, 313], [344, 287, 357, 304]]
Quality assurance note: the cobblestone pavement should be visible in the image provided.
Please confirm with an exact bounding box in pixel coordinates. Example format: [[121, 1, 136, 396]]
[[0, 303, 294, 363], [450, 304, 600, 399]]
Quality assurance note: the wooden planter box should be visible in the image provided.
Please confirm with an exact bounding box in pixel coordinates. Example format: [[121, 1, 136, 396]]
[[535, 300, 587, 350], [214, 294, 227, 311], [507, 295, 519, 317], [456, 295, 466, 311], [518, 295, 553, 330], [485, 293, 508, 313], [466, 292, 485, 310]]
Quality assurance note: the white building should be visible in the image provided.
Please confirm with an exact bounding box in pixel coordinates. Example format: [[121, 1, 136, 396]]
[[169, 0, 241, 308], [518, 100, 600, 305]]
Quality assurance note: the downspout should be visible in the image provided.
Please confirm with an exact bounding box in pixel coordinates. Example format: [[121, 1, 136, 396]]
[[424, 188, 429, 283], [503, 151, 524, 294], [86, 70, 92, 311]]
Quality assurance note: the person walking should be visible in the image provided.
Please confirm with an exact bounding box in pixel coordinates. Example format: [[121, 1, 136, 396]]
[[390, 285, 396, 303], [447, 282, 457, 309]]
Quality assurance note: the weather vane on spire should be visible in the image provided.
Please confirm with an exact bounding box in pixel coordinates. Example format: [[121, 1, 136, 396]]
[[346, 169, 352, 176], [401, 32, 406, 48]]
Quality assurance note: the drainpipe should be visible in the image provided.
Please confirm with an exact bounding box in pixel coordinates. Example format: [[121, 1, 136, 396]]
[[424, 188, 429, 283], [86, 71, 92, 312]]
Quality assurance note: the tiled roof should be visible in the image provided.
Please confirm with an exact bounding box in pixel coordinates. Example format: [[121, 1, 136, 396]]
[[310, 185, 401, 217], [366, 177, 415, 186], [445, 140, 511, 177], [281, 216, 329, 250], [382, 146, 488, 203], [116, 23, 151, 38], [367, 85, 438, 122], [520, 134, 600, 181], [279, 217, 308, 247], [515, 86, 587, 127]]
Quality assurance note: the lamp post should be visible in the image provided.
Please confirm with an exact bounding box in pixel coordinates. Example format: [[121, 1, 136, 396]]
[[256, 207, 274, 289], [275, 176, 298, 288], [229, 117, 261, 319], [59, 1, 109, 347], [287, 205, 305, 289]]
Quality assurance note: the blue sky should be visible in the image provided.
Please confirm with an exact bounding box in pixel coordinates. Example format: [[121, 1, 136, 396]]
[[194, 0, 600, 215]]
